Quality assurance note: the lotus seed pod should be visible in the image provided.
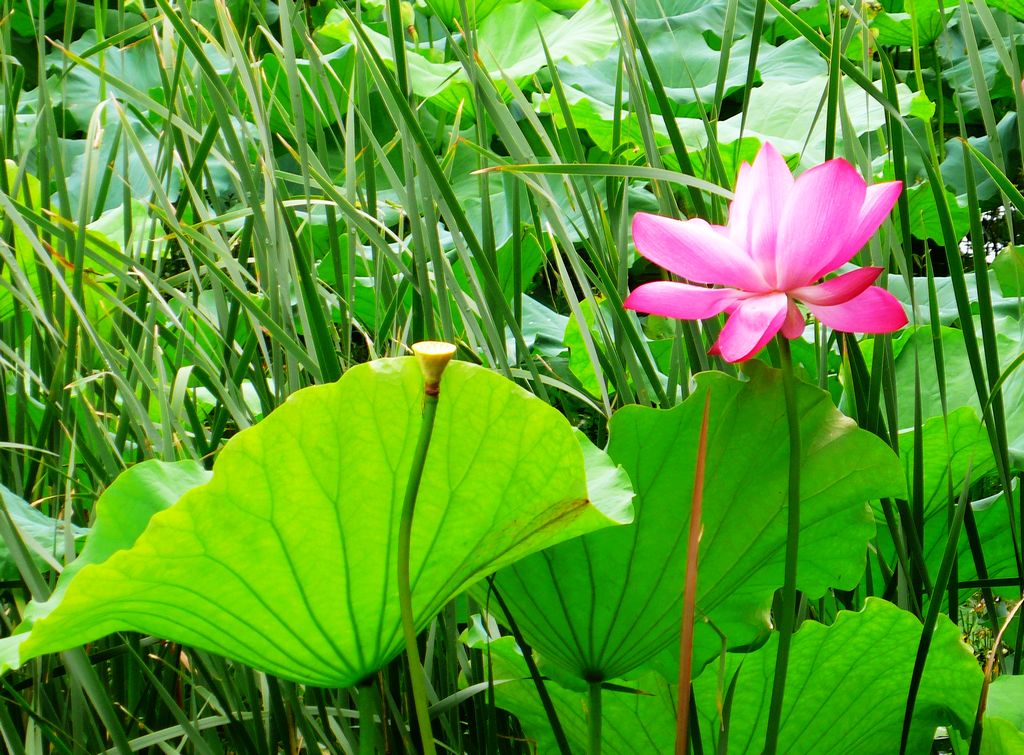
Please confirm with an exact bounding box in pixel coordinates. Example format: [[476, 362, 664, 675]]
[[412, 341, 456, 393]]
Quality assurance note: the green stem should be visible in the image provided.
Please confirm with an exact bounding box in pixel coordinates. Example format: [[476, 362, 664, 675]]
[[588, 680, 602, 755], [487, 578, 574, 755], [356, 678, 382, 755], [398, 392, 440, 755], [763, 338, 801, 755]]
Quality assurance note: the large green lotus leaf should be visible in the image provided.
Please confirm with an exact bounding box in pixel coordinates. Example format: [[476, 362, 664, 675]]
[[693, 598, 982, 754], [925, 487, 1020, 602], [893, 321, 1024, 464], [327, 0, 614, 115], [940, 39, 1017, 117], [473, 0, 613, 77], [904, 180, 972, 244], [86, 199, 170, 262], [0, 486, 88, 581], [534, 89, 762, 177], [554, 34, 820, 122], [872, 408, 1018, 605], [38, 30, 163, 130], [57, 120, 181, 215], [940, 113, 1018, 201], [474, 600, 981, 753], [542, 36, 824, 146], [986, 674, 1024, 735], [969, 718, 1024, 754], [318, 12, 470, 111], [755, 36, 828, 83], [633, 0, 759, 36], [425, 0, 508, 26], [871, 0, 955, 46], [10, 0, 67, 36], [887, 275, 1022, 326], [259, 48, 354, 138], [466, 634, 677, 754], [556, 27, 751, 119], [0, 359, 633, 686], [951, 675, 1024, 753], [43, 461, 212, 605], [538, 73, 910, 173], [492, 363, 904, 684], [425, 0, 588, 27], [898, 407, 996, 521], [718, 76, 915, 165], [993, 245, 1024, 298], [1, 460, 211, 651], [986, 0, 1024, 20]]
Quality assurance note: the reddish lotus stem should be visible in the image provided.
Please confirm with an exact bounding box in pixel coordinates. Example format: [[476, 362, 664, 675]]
[[676, 392, 712, 755]]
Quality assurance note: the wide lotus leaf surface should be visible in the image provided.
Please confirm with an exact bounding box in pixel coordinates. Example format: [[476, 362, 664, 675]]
[[951, 675, 1024, 753], [326, 0, 614, 115], [21, 460, 212, 625], [894, 321, 1024, 463], [493, 363, 904, 683], [874, 409, 1019, 601], [0, 486, 88, 580], [426, 0, 590, 28], [897, 407, 996, 521], [0, 358, 632, 686], [718, 76, 915, 164], [468, 634, 676, 754], [693, 598, 982, 754]]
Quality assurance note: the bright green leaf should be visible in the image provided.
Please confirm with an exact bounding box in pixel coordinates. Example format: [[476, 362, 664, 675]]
[[0, 486, 87, 580], [718, 76, 915, 165], [909, 90, 936, 123], [940, 113, 1018, 201], [984, 0, 1024, 20], [693, 598, 982, 753], [38, 31, 163, 130], [0, 359, 633, 686], [887, 274, 1023, 325], [905, 181, 971, 244], [333, 0, 615, 115], [976, 675, 1024, 753], [634, 0, 759, 37], [259, 48, 354, 137], [556, 27, 751, 118], [873, 409, 1015, 601], [565, 298, 613, 398], [12, 460, 211, 632], [871, 0, 954, 47], [899, 407, 996, 521], [492, 363, 904, 684], [468, 634, 677, 754], [994, 245, 1024, 298], [893, 321, 1024, 463]]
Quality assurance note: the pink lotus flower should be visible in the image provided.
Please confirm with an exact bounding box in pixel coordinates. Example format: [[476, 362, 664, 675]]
[[624, 143, 908, 363]]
